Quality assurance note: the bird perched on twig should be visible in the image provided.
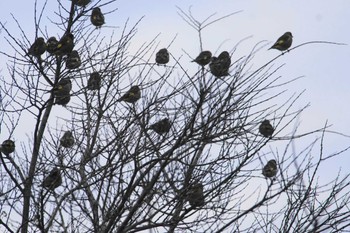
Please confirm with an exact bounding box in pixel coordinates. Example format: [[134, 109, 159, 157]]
[[53, 78, 72, 96], [72, 0, 91, 7], [209, 51, 231, 77], [52, 78, 72, 106], [87, 72, 102, 90], [155, 48, 169, 65], [262, 159, 278, 178], [117, 85, 141, 103], [259, 120, 274, 138], [28, 37, 47, 56], [218, 51, 231, 68], [60, 131, 75, 148], [192, 51, 212, 66], [46, 37, 58, 54], [269, 32, 293, 51], [91, 7, 105, 28], [186, 182, 205, 208], [0, 139, 15, 155], [55, 95, 71, 106], [66, 50, 81, 69], [149, 118, 171, 135], [42, 167, 62, 191], [54, 33, 74, 56]]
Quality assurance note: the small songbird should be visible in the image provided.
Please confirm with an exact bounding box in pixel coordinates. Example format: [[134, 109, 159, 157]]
[[60, 131, 75, 148], [91, 7, 105, 28], [72, 0, 91, 7], [54, 33, 74, 56], [269, 32, 293, 51], [149, 118, 171, 135], [42, 167, 62, 191], [209, 51, 231, 77], [1, 139, 15, 155], [262, 159, 278, 178], [259, 120, 274, 138], [209, 57, 220, 76], [55, 94, 71, 106], [192, 51, 212, 66], [53, 78, 72, 97], [217, 51, 231, 69], [186, 182, 205, 208], [46, 37, 58, 54], [117, 85, 141, 103], [66, 50, 81, 69], [28, 37, 47, 56], [155, 48, 169, 64], [87, 72, 102, 90]]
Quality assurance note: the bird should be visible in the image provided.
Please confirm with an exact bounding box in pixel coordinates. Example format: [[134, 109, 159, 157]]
[[259, 120, 274, 138], [46, 37, 58, 54], [66, 50, 81, 69], [218, 51, 231, 69], [72, 0, 91, 7], [186, 182, 205, 208], [192, 51, 212, 66], [262, 159, 278, 178], [155, 48, 169, 64], [209, 51, 230, 77], [1, 139, 15, 155], [52, 78, 72, 97], [42, 167, 62, 191], [54, 33, 74, 56], [28, 37, 47, 56], [91, 7, 105, 28], [87, 72, 102, 90], [60, 131, 75, 148], [55, 94, 71, 106], [117, 85, 141, 103], [149, 118, 171, 134], [269, 32, 293, 51]]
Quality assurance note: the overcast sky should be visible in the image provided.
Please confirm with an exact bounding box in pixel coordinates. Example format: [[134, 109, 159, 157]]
[[1, 0, 350, 181]]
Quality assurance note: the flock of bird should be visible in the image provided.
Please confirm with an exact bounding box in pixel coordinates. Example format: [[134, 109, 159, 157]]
[[1, 0, 294, 206]]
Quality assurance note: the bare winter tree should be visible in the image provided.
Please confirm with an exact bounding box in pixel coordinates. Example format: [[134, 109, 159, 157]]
[[0, 1, 350, 233]]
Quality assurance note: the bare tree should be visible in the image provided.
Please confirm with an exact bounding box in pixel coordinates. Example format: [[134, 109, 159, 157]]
[[0, 1, 349, 233]]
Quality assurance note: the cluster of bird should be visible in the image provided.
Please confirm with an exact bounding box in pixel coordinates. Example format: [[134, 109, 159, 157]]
[[40, 118, 172, 191], [26, 1, 105, 105], [23, 24, 292, 199], [155, 32, 293, 78]]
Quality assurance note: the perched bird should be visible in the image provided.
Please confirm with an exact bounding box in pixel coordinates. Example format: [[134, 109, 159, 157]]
[[87, 72, 102, 90], [91, 7, 105, 28], [72, 0, 91, 7], [218, 51, 231, 69], [53, 78, 72, 97], [66, 50, 81, 69], [60, 131, 75, 148], [54, 33, 74, 56], [46, 37, 58, 54], [209, 51, 231, 77], [259, 120, 274, 138], [149, 118, 171, 134], [1, 139, 15, 155], [42, 167, 62, 191], [186, 182, 205, 208], [262, 159, 278, 178], [55, 94, 71, 106], [155, 48, 169, 65], [269, 32, 293, 51], [117, 85, 141, 103], [192, 51, 212, 66], [28, 37, 47, 56]]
